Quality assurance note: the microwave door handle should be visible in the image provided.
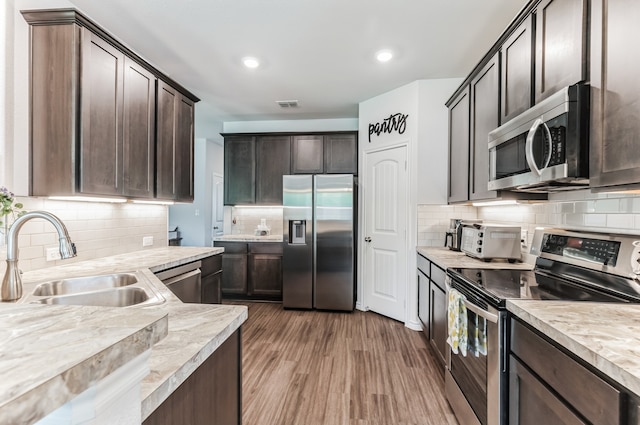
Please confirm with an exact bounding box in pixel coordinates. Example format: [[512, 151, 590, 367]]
[[525, 118, 553, 176]]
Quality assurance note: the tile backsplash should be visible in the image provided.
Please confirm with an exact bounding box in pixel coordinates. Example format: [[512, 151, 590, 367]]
[[418, 189, 640, 264], [224, 206, 284, 236], [0, 197, 167, 274]]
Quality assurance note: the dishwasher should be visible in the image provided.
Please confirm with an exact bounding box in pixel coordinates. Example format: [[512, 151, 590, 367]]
[[155, 260, 202, 303]]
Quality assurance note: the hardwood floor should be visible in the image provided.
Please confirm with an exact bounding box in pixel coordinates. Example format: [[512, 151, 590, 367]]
[[236, 302, 458, 425]]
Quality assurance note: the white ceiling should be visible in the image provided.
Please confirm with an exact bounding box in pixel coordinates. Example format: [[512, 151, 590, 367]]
[[64, 0, 529, 137]]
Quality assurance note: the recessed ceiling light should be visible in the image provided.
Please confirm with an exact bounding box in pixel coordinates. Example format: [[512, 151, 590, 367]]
[[242, 56, 260, 69], [376, 50, 393, 63]]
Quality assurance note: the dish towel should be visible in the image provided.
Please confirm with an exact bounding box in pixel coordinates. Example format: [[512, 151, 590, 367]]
[[446, 288, 468, 356]]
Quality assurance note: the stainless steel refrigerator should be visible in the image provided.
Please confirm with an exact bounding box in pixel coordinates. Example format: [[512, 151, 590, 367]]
[[282, 174, 355, 311]]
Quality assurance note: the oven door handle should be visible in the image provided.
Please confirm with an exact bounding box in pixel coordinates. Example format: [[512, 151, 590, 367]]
[[462, 299, 499, 324]]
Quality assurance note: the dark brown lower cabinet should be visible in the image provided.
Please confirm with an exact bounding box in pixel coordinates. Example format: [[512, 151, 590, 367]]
[[509, 318, 640, 425], [200, 254, 222, 304], [143, 329, 242, 425]]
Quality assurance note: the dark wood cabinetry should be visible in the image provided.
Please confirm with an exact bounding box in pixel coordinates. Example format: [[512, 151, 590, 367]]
[[448, 88, 470, 203], [215, 241, 283, 300], [416, 254, 447, 372], [292, 135, 324, 174], [256, 136, 291, 204], [501, 15, 533, 124], [534, 0, 587, 103], [143, 329, 242, 425], [200, 254, 222, 304], [24, 9, 198, 201], [508, 318, 640, 425], [590, 0, 640, 190], [470, 53, 500, 201], [156, 81, 195, 202], [224, 137, 256, 205], [324, 133, 358, 173]]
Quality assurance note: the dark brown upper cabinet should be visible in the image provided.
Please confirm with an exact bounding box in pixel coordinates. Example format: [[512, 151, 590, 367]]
[[324, 133, 358, 174], [500, 14, 533, 124], [23, 9, 198, 201], [256, 136, 291, 204], [590, 0, 640, 191], [447, 87, 471, 203], [224, 136, 256, 205], [534, 0, 587, 104], [156, 81, 195, 202], [292, 135, 324, 174], [470, 53, 500, 201]]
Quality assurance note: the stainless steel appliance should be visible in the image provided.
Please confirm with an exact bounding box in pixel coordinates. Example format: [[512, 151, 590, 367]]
[[460, 224, 521, 261], [156, 261, 202, 303], [282, 174, 355, 311], [488, 83, 589, 193], [445, 228, 640, 425], [445, 219, 482, 251]]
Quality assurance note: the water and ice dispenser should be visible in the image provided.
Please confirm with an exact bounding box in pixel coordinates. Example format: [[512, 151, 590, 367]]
[[289, 220, 306, 244]]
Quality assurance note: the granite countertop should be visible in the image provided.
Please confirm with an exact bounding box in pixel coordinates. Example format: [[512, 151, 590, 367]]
[[2, 247, 248, 423], [508, 300, 640, 396], [213, 234, 283, 242], [417, 246, 533, 270]]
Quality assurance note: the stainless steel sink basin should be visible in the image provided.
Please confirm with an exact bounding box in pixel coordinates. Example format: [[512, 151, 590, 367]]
[[21, 271, 165, 308], [33, 273, 138, 296], [34, 287, 150, 307]]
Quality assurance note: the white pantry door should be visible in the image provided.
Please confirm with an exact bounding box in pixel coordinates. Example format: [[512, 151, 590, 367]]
[[363, 145, 408, 322]]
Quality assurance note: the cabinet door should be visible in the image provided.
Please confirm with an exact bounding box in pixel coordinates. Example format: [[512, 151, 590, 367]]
[[324, 133, 357, 174], [501, 15, 533, 123], [292, 135, 324, 174], [224, 136, 256, 204], [448, 87, 470, 203], [429, 275, 447, 369], [80, 29, 124, 196], [418, 269, 430, 337], [509, 356, 586, 425], [256, 136, 290, 204], [248, 254, 282, 298], [221, 254, 248, 295], [470, 53, 500, 201], [122, 57, 156, 198], [534, 0, 586, 103], [201, 272, 221, 304], [590, 0, 640, 189], [175, 95, 195, 201]]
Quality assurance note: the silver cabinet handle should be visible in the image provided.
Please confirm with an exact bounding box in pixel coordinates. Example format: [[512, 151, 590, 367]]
[[364, 237, 372, 242], [525, 117, 553, 176], [462, 299, 499, 324]]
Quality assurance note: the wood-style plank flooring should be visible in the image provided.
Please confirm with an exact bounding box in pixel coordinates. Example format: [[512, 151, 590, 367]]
[[235, 302, 458, 425]]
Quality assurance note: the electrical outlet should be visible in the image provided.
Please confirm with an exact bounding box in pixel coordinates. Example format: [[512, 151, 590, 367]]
[[46, 247, 61, 261], [195, 209, 200, 216], [521, 229, 528, 248], [142, 236, 154, 247]]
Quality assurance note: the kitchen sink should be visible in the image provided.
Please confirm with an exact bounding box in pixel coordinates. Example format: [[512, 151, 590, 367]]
[[21, 271, 165, 308], [34, 287, 150, 307], [32, 273, 138, 296]]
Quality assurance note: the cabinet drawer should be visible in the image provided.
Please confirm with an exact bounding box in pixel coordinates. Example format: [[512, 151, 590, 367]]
[[214, 241, 248, 254], [417, 254, 430, 277], [249, 242, 283, 255], [431, 264, 446, 289], [511, 319, 621, 425], [200, 254, 222, 277]]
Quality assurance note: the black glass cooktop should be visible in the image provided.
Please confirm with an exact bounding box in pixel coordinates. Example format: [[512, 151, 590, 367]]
[[448, 267, 630, 309]]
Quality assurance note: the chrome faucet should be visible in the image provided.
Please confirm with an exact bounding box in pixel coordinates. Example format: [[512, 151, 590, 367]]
[[1, 211, 76, 301]]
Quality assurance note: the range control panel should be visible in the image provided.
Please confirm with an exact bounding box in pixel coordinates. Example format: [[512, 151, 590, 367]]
[[541, 233, 621, 266]]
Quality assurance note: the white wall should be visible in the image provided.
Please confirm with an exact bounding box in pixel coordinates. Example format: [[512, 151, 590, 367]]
[[358, 79, 460, 330], [222, 118, 358, 134]]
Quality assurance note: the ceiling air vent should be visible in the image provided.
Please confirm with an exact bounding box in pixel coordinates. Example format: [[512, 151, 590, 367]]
[[276, 100, 299, 108]]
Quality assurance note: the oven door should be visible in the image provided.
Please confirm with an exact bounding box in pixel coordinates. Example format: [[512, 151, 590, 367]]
[[445, 277, 504, 425]]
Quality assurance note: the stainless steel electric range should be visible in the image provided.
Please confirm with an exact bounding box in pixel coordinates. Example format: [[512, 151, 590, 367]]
[[444, 227, 640, 425]]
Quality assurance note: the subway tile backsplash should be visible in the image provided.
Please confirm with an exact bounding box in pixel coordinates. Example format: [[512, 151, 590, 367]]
[[418, 189, 640, 264], [0, 197, 167, 274], [224, 206, 284, 236]]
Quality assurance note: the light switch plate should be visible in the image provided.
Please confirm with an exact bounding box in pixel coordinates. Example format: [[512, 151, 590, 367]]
[[46, 247, 61, 261], [142, 236, 154, 247], [520, 229, 528, 248]]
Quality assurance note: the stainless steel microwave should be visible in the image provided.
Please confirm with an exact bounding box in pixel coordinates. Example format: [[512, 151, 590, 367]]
[[488, 83, 590, 193]]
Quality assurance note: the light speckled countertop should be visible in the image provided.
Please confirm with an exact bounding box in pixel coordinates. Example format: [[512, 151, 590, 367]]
[[1, 247, 248, 424], [508, 300, 640, 396], [214, 234, 283, 242], [417, 246, 533, 270]]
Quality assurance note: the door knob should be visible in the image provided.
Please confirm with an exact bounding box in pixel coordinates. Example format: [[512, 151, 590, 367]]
[[364, 237, 372, 242]]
